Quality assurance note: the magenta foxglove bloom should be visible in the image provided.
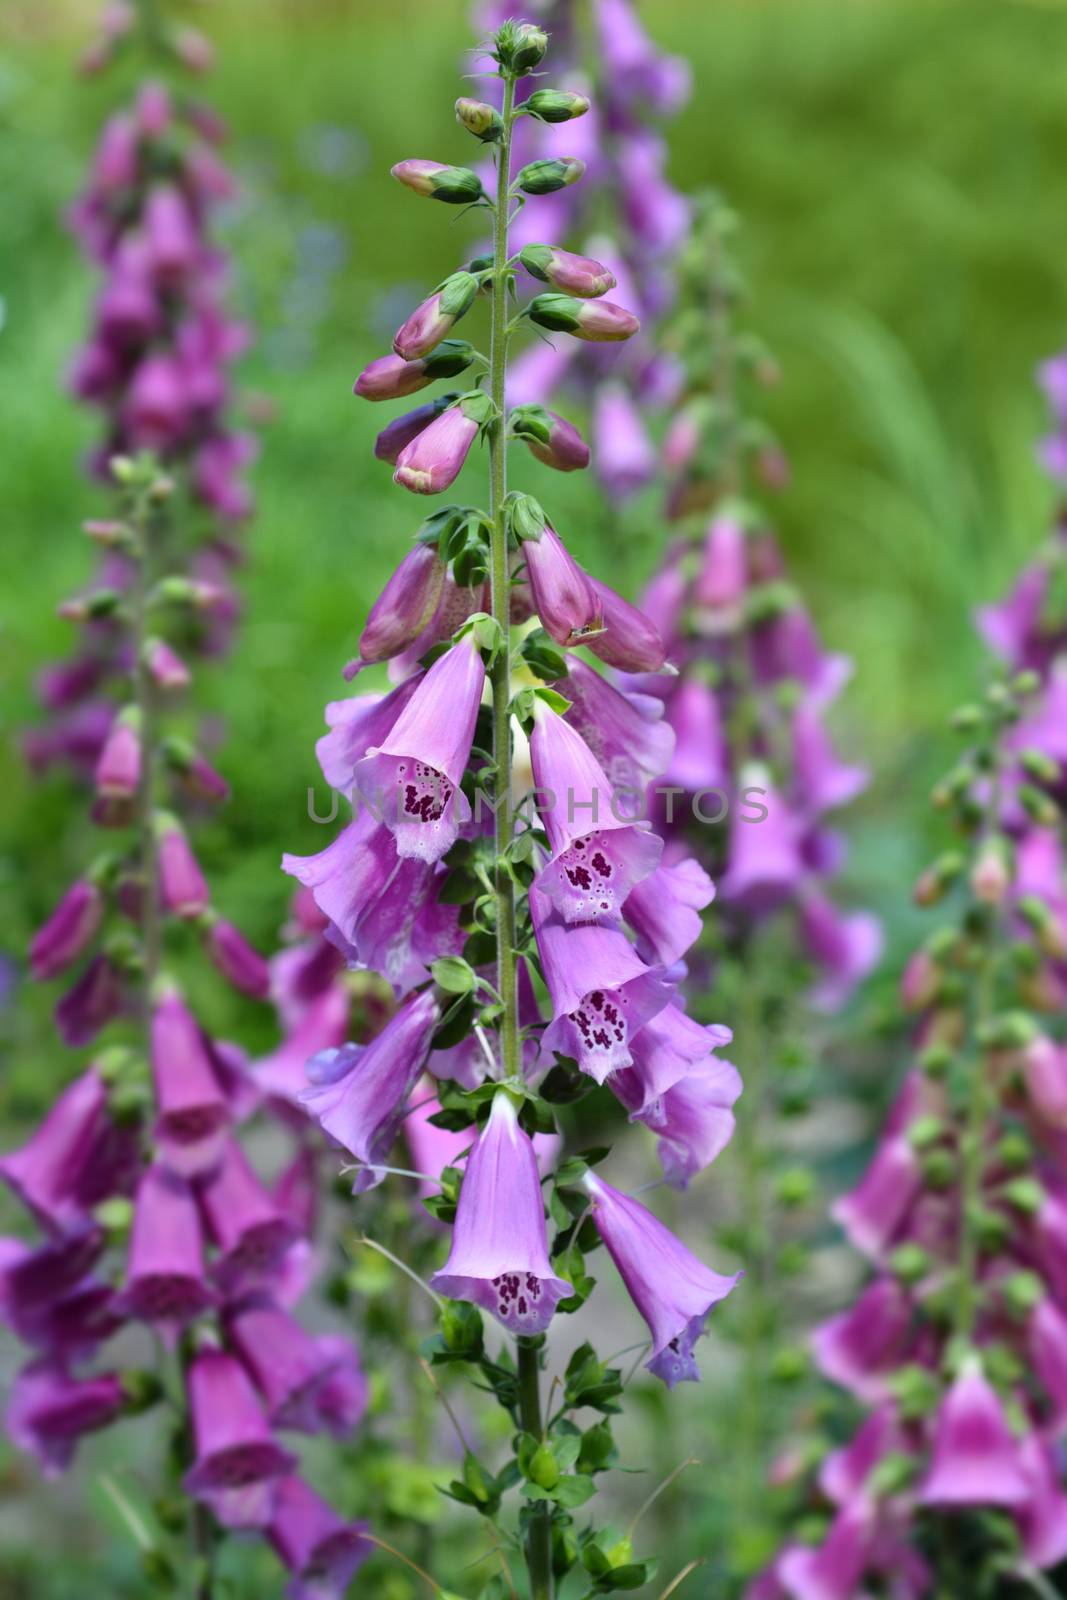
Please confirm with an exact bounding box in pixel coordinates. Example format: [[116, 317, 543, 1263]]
[[582, 1171, 739, 1385], [314, 674, 422, 792], [719, 771, 804, 911], [0, 1068, 109, 1233], [791, 704, 869, 818], [0, 1262, 120, 1360], [144, 636, 191, 690], [818, 1406, 903, 1507], [121, 1164, 216, 1330], [776, 1492, 877, 1600], [300, 988, 440, 1189], [694, 515, 747, 614], [1017, 1433, 1067, 1571], [253, 986, 349, 1110], [584, 578, 667, 673], [7, 1361, 126, 1478], [142, 182, 199, 282], [0, 1227, 106, 1330], [92, 714, 140, 821], [430, 1093, 571, 1332], [522, 524, 602, 647], [198, 1139, 299, 1292], [206, 918, 272, 1000], [624, 857, 715, 968], [267, 1477, 371, 1600], [660, 677, 727, 793], [226, 1301, 359, 1435], [515, 408, 591, 473], [357, 545, 445, 664], [594, 0, 691, 115], [355, 343, 473, 401], [919, 1359, 1029, 1508], [811, 1277, 912, 1402], [830, 1132, 922, 1261], [529, 293, 640, 343], [799, 894, 883, 1016], [183, 1349, 298, 1526], [610, 1001, 731, 1109], [563, 658, 675, 796], [620, 1053, 742, 1188], [150, 990, 230, 1174], [354, 633, 485, 863], [1028, 1296, 1067, 1432], [30, 879, 103, 981], [520, 244, 615, 298], [158, 821, 210, 918], [55, 952, 125, 1046], [394, 403, 479, 495], [374, 395, 456, 465], [530, 700, 661, 922], [533, 887, 671, 1083], [592, 381, 656, 502], [310, 1334, 369, 1434]]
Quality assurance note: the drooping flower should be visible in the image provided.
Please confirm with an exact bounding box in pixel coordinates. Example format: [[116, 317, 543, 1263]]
[[150, 989, 230, 1175], [225, 1300, 361, 1435], [182, 1348, 298, 1527], [919, 1359, 1029, 1509], [30, 880, 103, 981], [7, 1361, 127, 1478], [266, 1477, 372, 1600], [521, 524, 602, 647], [197, 1139, 299, 1293], [121, 1163, 216, 1330]]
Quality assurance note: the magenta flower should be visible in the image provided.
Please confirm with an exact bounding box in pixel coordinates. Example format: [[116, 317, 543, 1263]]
[[662, 677, 727, 792], [121, 1163, 216, 1330], [394, 404, 479, 495], [197, 1139, 299, 1293], [818, 1406, 904, 1507], [92, 713, 140, 823], [1028, 1295, 1067, 1432], [513, 407, 590, 472], [529, 699, 661, 923], [1017, 1433, 1067, 1571], [142, 183, 199, 283], [158, 820, 210, 919], [267, 1477, 371, 1600], [791, 704, 868, 818], [919, 1359, 1029, 1508], [357, 544, 445, 664], [226, 1301, 360, 1435], [776, 1493, 877, 1600], [206, 918, 272, 1000], [0, 1068, 109, 1233], [390, 158, 484, 204], [592, 382, 656, 501], [830, 1131, 922, 1261], [522, 524, 602, 647], [7, 1361, 126, 1478], [30, 879, 103, 981], [144, 637, 190, 691], [374, 395, 457, 465], [620, 1052, 741, 1187], [183, 1349, 297, 1527], [719, 771, 804, 910], [392, 273, 478, 360], [563, 658, 675, 795], [798, 894, 883, 1015], [585, 578, 666, 672], [314, 675, 422, 792], [811, 1277, 912, 1403], [355, 340, 474, 401], [582, 1171, 739, 1385], [300, 988, 440, 1189], [624, 857, 715, 968], [0, 1263, 120, 1361], [150, 990, 230, 1175], [430, 1093, 571, 1332], [694, 514, 747, 612], [354, 634, 485, 863], [55, 953, 125, 1046]]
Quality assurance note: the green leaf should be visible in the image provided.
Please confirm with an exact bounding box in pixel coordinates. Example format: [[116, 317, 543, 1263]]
[[552, 1474, 596, 1508]]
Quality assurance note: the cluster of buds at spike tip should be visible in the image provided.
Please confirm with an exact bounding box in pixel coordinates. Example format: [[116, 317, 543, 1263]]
[[755, 366, 1067, 1594], [290, 19, 740, 1594]]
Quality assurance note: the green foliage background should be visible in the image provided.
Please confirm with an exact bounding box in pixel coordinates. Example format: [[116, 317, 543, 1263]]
[[2, 0, 1067, 1592]]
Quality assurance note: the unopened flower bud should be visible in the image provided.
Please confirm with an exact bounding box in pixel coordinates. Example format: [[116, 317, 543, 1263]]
[[509, 405, 589, 472], [515, 158, 585, 195], [205, 918, 271, 1000], [528, 294, 640, 343], [354, 341, 475, 402], [374, 394, 459, 465], [143, 637, 190, 691], [455, 98, 503, 142], [156, 815, 210, 920], [971, 839, 1010, 904], [500, 22, 548, 75], [394, 399, 485, 496], [519, 244, 615, 298], [393, 273, 479, 361], [523, 88, 590, 123], [391, 159, 485, 205], [358, 545, 446, 663], [30, 879, 104, 981]]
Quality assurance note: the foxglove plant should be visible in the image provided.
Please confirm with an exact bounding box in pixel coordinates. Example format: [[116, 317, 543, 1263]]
[[752, 358, 1067, 1598], [289, 20, 739, 1597]]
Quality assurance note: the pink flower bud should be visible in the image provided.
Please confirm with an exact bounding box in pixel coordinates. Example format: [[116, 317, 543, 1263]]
[[358, 545, 446, 663], [519, 244, 616, 298], [528, 293, 640, 343], [172, 26, 215, 73], [157, 822, 210, 919], [523, 525, 602, 647], [394, 406, 479, 495], [142, 184, 199, 285], [391, 159, 485, 204], [585, 578, 666, 672], [355, 339, 474, 401], [393, 272, 478, 362], [30, 881, 104, 982], [144, 637, 190, 691], [970, 840, 1010, 903], [206, 920, 271, 1000], [94, 715, 140, 806], [374, 395, 457, 465], [511, 406, 590, 473]]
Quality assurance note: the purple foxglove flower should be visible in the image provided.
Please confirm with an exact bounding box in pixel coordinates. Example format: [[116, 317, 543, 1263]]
[[975, 564, 1049, 672], [776, 1492, 877, 1600], [618, 129, 690, 257], [354, 634, 485, 863], [430, 1093, 571, 1332], [93, 714, 140, 820], [0, 1264, 121, 1360], [386, 572, 488, 678], [637, 551, 688, 643], [7, 1362, 126, 1478], [272, 1146, 320, 1239], [206, 918, 272, 1000], [1033, 1189, 1067, 1302], [799, 895, 883, 1015], [528, 293, 640, 342], [150, 991, 230, 1175], [624, 857, 715, 968], [752, 604, 851, 710], [1017, 1433, 1067, 1571], [394, 403, 479, 495], [311, 1333, 369, 1433], [533, 887, 672, 1082], [1028, 1296, 1067, 1432], [121, 1164, 216, 1330], [337, 852, 462, 994], [791, 704, 868, 817], [267, 1477, 371, 1600], [144, 637, 190, 691], [314, 675, 422, 792], [919, 1358, 1029, 1508], [30, 879, 103, 981], [817, 1407, 903, 1506], [183, 1349, 298, 1526], [374, 394, 457, 465], [719, 770, 804, 911], [142, 183, 199, 284], [585, 578, 666, 673], [522, 524, 602, 646], [694, 514, 748, 613], [355, 340, 475, 401], [830, 1132, 922, 1260], [514, 407, 590, 472], [357, 544, 446, 664], [393, 274, 479, 361], [592, 382, 656, 502], [811, 1277, 912, 1402], [172, 745, 231, 806], [36, 652, 107, 710], [55, 953, 124, 1047], [507, 335, 577, 408], [158, 821, 210, 919], [663, 676, 727, 792], [519, 243, 616, 297], [563, 659, 675, 795], [529, 700, 662, 923], [252, 981, 349, 1110], [124, 353, 190, 449], [226, 1302, 359, 1435], [198, 1139, 300, 1293], [619, 1052, 741, 1187], [300, 989, 440, 1190], [0, 1228, 105, 1330], [595, 0, 691, 114], [0, 1069, 110, 1233], [583, 1171, 739, 1385]]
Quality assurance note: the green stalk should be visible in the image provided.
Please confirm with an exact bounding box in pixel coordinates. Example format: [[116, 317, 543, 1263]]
[[487, 74, 552, 1600], [131, 492, 161, 1038]]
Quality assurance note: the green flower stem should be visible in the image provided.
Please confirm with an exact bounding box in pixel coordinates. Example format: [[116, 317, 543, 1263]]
[[517, 1336, 553, 1600], [131, 491, 161, 1037]]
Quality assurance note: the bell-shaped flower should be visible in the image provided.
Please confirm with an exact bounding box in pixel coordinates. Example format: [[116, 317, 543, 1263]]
[[529, 700, 661, 923], [694, 514, 748, 615], [830, 1131, 922, 1261], [157, 817, 210, 919], [197, 1139, 299, 1293], [617, 1051, 741, 1188], [393, 402, 479, 495], [624, 857, 715, 968], [563, 658, 674, 796], [7, 1361, 127, 1478], [354, 634, 485, 863], [120, 1164, 216, 1331], [662, 677, 727, 793], [776, 1492, 877, 1600], [818, 1407, 904, 1506], [0, 1264, 120, 1361], [430, 1093, 571, 1332], [533, 886, 672, 1083], [267, 1476, 371, 1600], [791, 704, 868, 818], [254, 985, 349, 1109], [523, 524, 601, 647], [811, 1277, 912, 1402], [799, 894, 883, 1015], [919, 1358, 1029, 1508], [314, 675, 421, 792], [519, 244, 615, 297], [354, 339, 474, 401], [357, 545, 445, 665], [151, 989, 230, 1176], [582, 1171, 738, 1385], [592, 382, 656, 502], [0, 1068, 111, 1233], [1029, 1295, 1067, 1433], [392, 272, 479, 359], [206, 918, 272, 999], [226, 1301, 361, 1436], [30, 879, 103, 981], [585, 578, 666, 673], [720, 766, 805, 911], [182, 1349, 298, 1527], [610, 1001, 731, 1111], [511, 406, 590, 473], [55, 953, 125, 1047], [1017, 1432, 1067, 1572], [301, 988, 440, 1190]]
